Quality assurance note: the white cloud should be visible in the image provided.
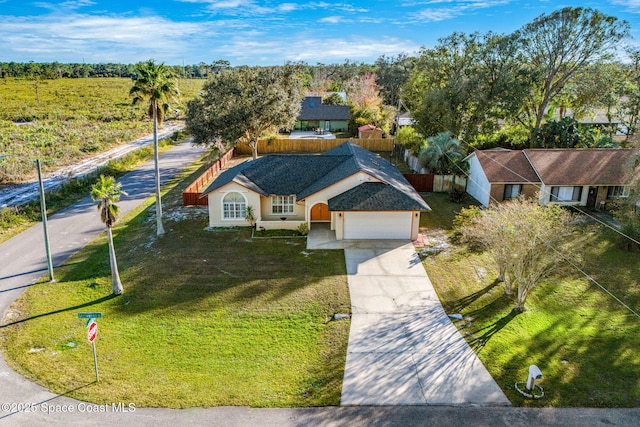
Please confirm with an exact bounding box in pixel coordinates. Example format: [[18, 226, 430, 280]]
[[410, 0, 511, 23], [33, 0, 95, 11], [319, 15, 344, 24], [611, 0, 640, 11], [0, 14, 206, 63], [277, 3, 299, 12], [214, 34, 420, 64]]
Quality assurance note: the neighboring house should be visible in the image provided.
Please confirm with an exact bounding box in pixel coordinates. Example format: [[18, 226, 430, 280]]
[[396, 112, 415, 127], [466, 148, 634, 208], [201, 141, 430, 240], [358, 124, 383, 139], [294, 96, 350, 132], [552, 107, 627, 140]]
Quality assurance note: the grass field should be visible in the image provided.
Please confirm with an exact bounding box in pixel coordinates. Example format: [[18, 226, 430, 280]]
[[0, 77, 204, 181], [420, 193, 640, 407], [0, 136, 182, 245], [0, 158, 350, 408]]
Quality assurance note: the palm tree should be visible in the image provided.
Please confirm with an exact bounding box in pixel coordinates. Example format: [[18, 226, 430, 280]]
[[418, 131, 467, 175], [91, 175, 126, 295], [130, 59, 178, 236]]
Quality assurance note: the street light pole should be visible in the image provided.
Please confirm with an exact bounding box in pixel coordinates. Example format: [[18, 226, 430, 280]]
[[0, 154, 54, 282], [35, 159, 54, 282]]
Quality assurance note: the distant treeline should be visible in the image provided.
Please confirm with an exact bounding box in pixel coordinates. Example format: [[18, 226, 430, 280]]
[[0, 61, 228, 79]]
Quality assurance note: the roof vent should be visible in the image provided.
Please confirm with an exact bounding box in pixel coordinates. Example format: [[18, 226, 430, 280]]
[[309, 101, 315, 107]]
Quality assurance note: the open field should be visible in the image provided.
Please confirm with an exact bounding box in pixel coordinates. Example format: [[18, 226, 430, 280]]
[[0, 77, 204, 181], [0, 158, 350, 408], [420, 193, 640, 407]]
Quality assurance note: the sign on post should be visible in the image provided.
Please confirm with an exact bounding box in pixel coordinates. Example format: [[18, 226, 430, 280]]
[[78, 312, 103, 319], [87, 321, 98, 343], [78, 314, 101, 382]]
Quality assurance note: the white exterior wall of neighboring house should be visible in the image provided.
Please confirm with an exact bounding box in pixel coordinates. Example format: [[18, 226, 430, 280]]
[[466, 154, 491, 208], [206, 182, 262, 227]]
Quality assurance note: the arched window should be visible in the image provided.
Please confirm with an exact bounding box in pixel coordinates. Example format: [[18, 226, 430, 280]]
[[222, 192, 246, 220]]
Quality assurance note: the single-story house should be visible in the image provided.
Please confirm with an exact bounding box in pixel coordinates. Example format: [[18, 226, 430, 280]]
[[358, 124, 383, 139], [201, 141, 430, 240], [294, 96, 350, 133], [466, 148, 634, 208]]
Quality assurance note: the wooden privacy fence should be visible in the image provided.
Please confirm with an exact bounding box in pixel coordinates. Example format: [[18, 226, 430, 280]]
[[404, 174, 467, 193], [234, 138, 394, 155], [182, 149, 235, 206]]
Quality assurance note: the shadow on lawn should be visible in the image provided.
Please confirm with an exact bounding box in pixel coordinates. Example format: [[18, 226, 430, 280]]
[[449, 278, 502, 313], [470, 308, 519, 351], [0, 294, 117, 328]]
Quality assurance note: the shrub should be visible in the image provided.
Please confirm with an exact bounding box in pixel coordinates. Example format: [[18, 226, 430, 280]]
[[297, 222, 309, 236]]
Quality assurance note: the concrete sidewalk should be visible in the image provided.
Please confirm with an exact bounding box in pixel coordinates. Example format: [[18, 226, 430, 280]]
[[340, 241, 510, 406]]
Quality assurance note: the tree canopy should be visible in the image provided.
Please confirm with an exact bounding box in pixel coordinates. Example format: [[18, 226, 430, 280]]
[[402, 7, 629, 147], [457, 196, 575, 311], [186, 66, 303, 159]]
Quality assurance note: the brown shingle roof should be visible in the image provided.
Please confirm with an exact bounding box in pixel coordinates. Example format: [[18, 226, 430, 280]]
[[523, 149, 634, 186], [474, 150, 541, 183]]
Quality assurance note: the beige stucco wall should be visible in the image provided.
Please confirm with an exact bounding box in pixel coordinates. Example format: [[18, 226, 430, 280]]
[[206, 182, 262, 227], [259, 195, 306, 222], [410, 211, 420, 240]]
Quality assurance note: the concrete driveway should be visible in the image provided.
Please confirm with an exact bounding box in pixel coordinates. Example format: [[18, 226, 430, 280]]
[[340, 241, 510, 406]]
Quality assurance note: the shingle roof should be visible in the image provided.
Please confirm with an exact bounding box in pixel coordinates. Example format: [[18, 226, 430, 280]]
[[329, 182, 428, 211], [296, 96, 350, 121], [523, 149, 634, 185], [473, 150, 541, 184], [471, 148, 635, 186], [201, 141, 431, 212]]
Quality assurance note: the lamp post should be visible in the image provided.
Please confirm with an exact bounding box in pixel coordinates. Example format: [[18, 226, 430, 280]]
[[0, 155, 54, 281]]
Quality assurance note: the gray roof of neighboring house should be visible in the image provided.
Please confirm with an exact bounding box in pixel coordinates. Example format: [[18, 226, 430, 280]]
[[296, 96, 350, 121], [329, 182, 428, 211], [201, 141, 431, 212]]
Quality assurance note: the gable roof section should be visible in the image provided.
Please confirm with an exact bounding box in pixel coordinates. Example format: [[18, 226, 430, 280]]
[[201, 141, 430, 211], [296, 96, 350, 121], [472, 150, 541, 184], [308, 141, 430, 210], [523, 149, 633, 186], [329, 182, 428, 211]]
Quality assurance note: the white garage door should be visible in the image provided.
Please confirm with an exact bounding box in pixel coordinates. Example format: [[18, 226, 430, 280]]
[[344, 212, 412, 240]]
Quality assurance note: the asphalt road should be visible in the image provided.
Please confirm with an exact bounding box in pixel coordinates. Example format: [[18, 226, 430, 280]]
[[0, 141, 639, 426]]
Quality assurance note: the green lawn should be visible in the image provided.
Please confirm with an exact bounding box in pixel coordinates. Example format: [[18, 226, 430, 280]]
[[0, 158, 350, 408], [420, 194, 640, 407]]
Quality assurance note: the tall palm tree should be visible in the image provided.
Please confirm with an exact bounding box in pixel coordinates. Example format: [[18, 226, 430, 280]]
[[130, 59, 178, 236], [91, 175, 125, 295]]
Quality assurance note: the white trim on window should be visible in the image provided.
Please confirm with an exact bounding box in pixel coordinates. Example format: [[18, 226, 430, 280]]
[[272, 195, 295, 215], [503, 184, 522, 200], [607, 185, 629, 199], [550, 186, 582, 202], [222, 192, 247, 220]]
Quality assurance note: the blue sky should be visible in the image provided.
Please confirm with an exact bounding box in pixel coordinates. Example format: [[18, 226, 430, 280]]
[[1, 1, 640, 65]]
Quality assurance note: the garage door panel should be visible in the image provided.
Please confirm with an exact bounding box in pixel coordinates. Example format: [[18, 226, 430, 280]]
[[344, 212, 412, 240]]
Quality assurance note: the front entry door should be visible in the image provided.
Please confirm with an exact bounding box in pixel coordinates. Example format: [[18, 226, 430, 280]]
[[587, 186, 598, 209], [310, 203, 330, 221]]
